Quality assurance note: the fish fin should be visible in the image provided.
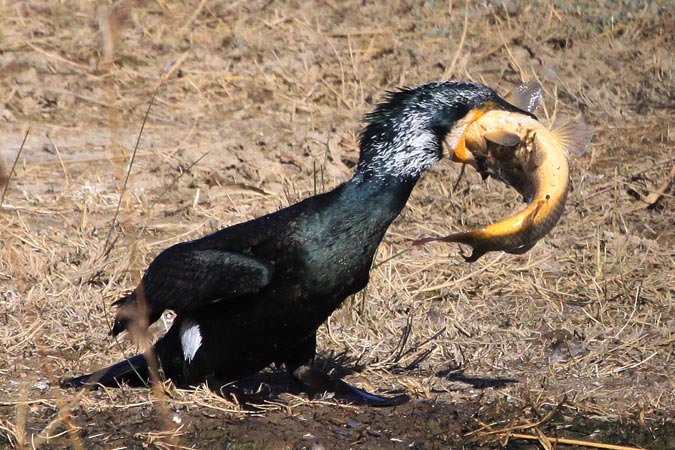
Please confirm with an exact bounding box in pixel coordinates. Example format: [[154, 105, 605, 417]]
[[551, 120, 594, 157], [413, 233, 486, 263], [507, 81, 543, 113], [484, 130, 521, 147], [502, 201, 545, 255], [461, 248, 486, 263], [523, 199, 545, 228]]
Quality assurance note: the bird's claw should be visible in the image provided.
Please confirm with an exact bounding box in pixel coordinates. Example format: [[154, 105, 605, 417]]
[[336, 379, 410, 406], [292, 365, 409, 407]]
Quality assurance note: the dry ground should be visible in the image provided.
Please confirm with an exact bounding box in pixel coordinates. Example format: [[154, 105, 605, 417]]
[[1, 1, 673, 449]]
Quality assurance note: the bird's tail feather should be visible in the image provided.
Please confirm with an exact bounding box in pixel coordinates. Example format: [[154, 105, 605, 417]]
[[61, 354, 150, 388]]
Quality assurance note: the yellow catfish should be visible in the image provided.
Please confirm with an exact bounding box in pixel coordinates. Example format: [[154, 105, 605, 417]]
[[415, 83, 592, 262]]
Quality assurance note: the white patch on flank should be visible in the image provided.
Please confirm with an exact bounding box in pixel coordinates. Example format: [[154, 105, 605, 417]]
[[180, 319, 202, 363]]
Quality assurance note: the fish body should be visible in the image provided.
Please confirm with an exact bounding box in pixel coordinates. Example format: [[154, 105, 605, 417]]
[[416, 107, 591, 262]]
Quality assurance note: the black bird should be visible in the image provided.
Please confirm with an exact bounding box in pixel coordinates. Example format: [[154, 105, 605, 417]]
[[63, 81, 527, 404]]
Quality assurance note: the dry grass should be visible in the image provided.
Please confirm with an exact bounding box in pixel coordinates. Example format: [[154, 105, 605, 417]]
[[0, 0, 673, 448]]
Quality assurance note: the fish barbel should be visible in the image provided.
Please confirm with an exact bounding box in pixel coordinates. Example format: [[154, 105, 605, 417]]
[[415, 104, 592, 262]]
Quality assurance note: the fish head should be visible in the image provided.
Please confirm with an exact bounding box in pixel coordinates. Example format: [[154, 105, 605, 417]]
[[446, 87, 536, 167]]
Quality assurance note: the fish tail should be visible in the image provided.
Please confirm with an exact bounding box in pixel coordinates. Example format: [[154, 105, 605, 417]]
[[413, 230, 479, 246], [61, 354, 150, 389], [436, 230, 479, 245], [412, 236, 440, 246], [413, 230, 488, 262]]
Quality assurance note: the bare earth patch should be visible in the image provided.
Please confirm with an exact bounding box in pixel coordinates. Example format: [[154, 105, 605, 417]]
[[1, 1, 673, 449]]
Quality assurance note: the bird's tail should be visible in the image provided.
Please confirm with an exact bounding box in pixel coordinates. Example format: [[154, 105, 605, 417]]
[[61, 354, 150, 389]]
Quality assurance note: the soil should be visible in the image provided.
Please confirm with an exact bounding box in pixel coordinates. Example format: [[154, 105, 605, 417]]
[[1, 1, 673, 449], [32, 398, 675, 450]]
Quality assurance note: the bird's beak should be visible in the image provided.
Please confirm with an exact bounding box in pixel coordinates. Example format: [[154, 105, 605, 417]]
[[450, 101, 497, 164]]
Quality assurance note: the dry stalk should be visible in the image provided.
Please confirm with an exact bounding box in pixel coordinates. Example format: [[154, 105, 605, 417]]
[[0, 129, 29, 211], [504, 432, 646, 450], [102, 60, 172, 255], [443, 0, 469, 80]]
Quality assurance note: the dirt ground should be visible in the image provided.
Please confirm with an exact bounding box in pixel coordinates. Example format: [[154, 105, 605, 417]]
[[1, 1, 674, 449]]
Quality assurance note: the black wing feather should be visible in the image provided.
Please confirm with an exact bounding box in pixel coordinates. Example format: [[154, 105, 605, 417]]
[[111, 244, 273, 336]]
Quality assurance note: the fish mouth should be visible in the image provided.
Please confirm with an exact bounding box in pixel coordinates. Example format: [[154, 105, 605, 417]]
[[447, 100, 499, 165]]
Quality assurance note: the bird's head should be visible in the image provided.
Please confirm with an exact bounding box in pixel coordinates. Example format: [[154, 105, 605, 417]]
[[357, 81, 532, 181]]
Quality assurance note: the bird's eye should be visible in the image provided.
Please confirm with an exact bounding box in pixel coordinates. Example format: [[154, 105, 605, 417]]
[[476, 102, 486, 110]]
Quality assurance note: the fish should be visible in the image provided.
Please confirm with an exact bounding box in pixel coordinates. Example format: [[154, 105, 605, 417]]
[[415, 83, 593, 262]]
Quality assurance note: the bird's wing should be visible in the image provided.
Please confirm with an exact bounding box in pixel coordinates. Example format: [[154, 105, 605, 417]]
[[111, 246, 273, 336]]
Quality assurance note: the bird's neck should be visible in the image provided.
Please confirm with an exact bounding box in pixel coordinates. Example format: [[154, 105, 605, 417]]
[[296, 172, 418, 299], [331, 171, 418, 231]]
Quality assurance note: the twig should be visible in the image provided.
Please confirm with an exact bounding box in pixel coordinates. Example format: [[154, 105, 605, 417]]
[[637, 164, 675, 208], [42, 86, 125, 111], [26, 152, 154, 167], [102, 60, 172, 255], [472, 398, 565, 438], [372, 248, 411, 269], [26, 42, 90, 71], [451, 163, 467, 193], [390, 315, 413, 364], [413, 252, 505, 293], [150, 149, 212, 207], [599, 351, 659, 376], [178, 0, 206, 34], [444, 0, 469, 79], [47, 135, 70, 187], [0, 128, 29, 210], [327, 28, 391, 37], [497, 27, 526, 81], [504, 432, 645, 450]]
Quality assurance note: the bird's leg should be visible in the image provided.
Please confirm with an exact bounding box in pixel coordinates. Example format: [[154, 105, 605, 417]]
[[285, 334, 410, 407]]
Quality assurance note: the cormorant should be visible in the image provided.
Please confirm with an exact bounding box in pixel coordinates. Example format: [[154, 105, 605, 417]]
[[62, 81, 527, 405]]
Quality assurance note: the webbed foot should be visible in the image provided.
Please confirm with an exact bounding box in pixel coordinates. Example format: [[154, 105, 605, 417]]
[[292, 365, 409, 407]]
